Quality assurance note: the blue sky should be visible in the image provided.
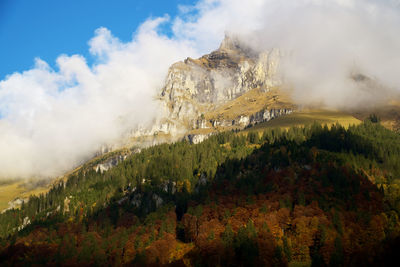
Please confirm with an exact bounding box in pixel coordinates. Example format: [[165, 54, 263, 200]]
[[0, 0, 197, 80]]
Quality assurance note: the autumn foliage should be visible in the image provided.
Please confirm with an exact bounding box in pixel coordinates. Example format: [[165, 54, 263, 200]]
[[1, 121, 400, 266]]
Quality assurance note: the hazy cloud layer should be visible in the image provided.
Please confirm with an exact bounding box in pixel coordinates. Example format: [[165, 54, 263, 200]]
[[1, 0, 400, 179], [175, 0, 400, 108], [0, 18, 196, 179]]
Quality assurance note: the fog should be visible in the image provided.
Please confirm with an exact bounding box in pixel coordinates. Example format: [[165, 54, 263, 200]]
[[1, 0, 399, 179]]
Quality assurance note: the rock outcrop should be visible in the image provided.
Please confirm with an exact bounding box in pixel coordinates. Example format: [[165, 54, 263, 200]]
[[159, 35, 284, 132], [208, 108, 293, 129], [186, 133, 215, 144], [248, 108, 293, 125], [186, 108, 293, 144], [110, 35, 292, 149], [94, 154, 128, 173]]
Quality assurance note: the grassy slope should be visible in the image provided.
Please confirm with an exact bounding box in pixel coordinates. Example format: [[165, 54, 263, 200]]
[[0, 181, 49, 211], [205, 87, 294, 122], [188, 87, 295, 135], [249, 109, 362, 131], [0, 182, 24, 211], [351, 101, 400, 132]]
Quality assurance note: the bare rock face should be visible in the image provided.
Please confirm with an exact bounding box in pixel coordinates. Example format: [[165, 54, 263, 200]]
[[248, 108, 293, 125], [94, 154, 128, 173], [120, 35, 290, 148], [160, 35, 283, 128], [93, 36, 292, 160], [186, 133, 215, 144]]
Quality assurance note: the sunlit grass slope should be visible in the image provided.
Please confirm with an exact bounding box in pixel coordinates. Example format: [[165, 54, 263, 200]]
[[0, 181, 49, 211], [205, 87, 294, 122], [249, 109, 362, 131]]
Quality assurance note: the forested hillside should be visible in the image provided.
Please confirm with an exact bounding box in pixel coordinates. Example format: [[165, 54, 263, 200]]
[[0, 120, 400, 266]]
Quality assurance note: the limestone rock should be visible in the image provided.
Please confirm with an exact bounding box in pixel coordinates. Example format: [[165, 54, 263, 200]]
[[160, 35, 283, 130], [100, 35, 291, 153]]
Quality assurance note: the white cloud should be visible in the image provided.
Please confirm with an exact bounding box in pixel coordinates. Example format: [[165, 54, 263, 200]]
[[0, 17, 195, 179], [174, 0, 400, 109], [1, 0, 400, 179]]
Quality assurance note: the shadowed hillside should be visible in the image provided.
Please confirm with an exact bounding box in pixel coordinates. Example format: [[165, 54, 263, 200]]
[[0, 120, 400, 266]]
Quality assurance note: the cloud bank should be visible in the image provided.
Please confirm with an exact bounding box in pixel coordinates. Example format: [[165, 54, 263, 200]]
[[0, 17, 196, 179], [174, 0, 400, 108], [1, 0, 400, 179]]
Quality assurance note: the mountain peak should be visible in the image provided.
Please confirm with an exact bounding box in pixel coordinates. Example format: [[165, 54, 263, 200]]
[[218, 33, 256, 56], [219, 34, 242, 51]]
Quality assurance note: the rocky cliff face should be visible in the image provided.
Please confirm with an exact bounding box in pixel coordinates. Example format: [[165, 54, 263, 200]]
[[90, 36, 294, 174], [124, 35, 293, 146], [209, 108, 293, 129], [159, 35, 283, 130]]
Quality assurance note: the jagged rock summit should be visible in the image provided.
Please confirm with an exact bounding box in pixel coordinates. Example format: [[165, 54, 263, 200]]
[[120, 35, 295, 148], [154, 35, 291, 139]]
